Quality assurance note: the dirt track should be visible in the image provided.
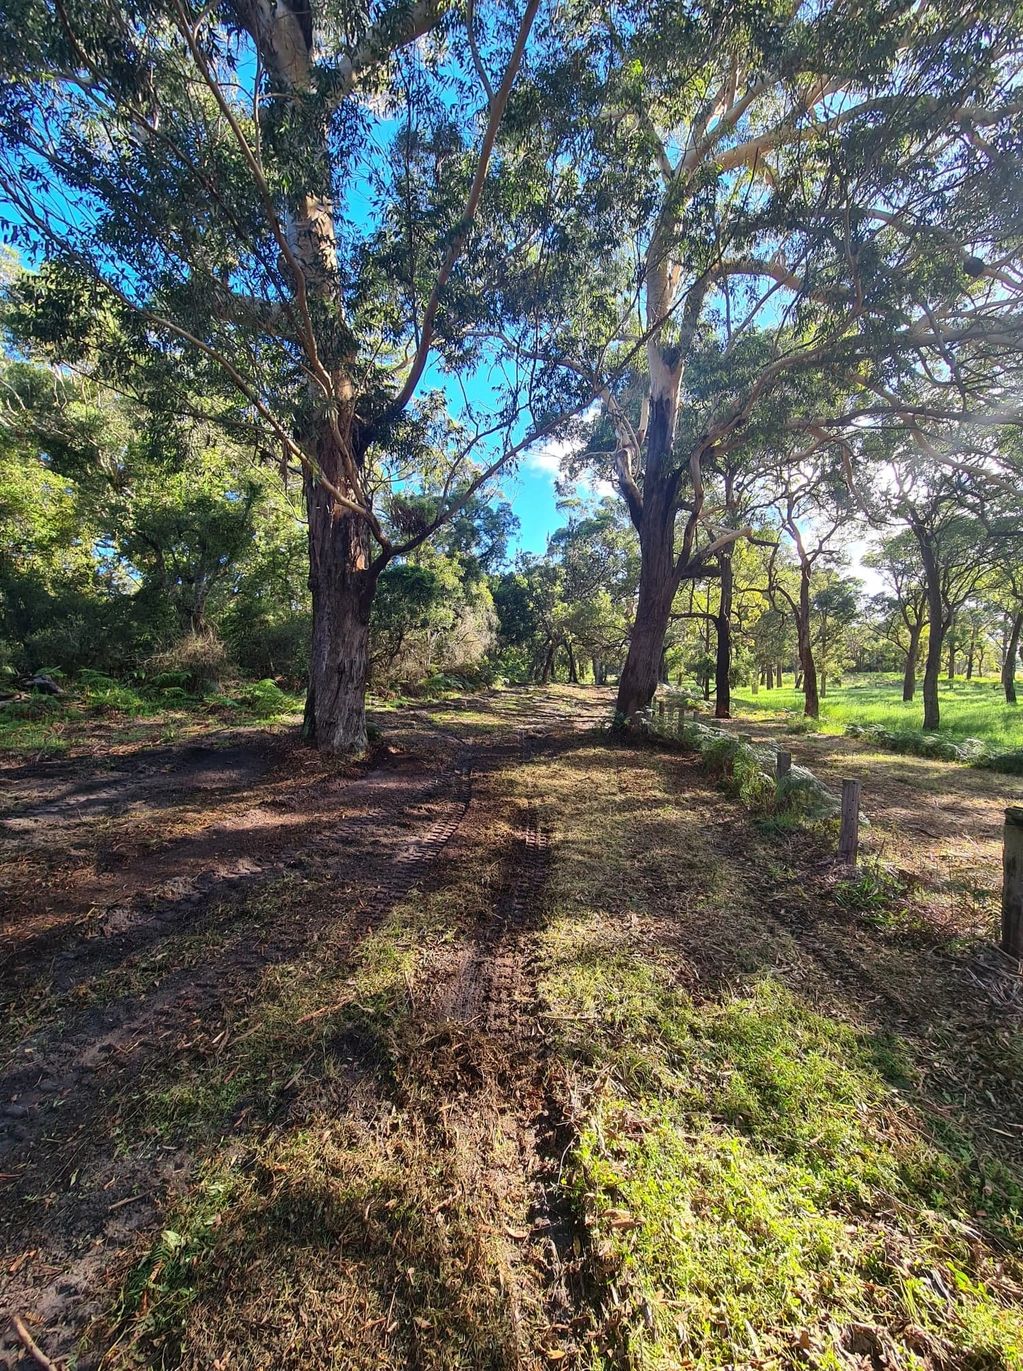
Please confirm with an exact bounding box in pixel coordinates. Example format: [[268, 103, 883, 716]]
[[0, 688, 606, 1368], [2, 686, 1021, 1369]]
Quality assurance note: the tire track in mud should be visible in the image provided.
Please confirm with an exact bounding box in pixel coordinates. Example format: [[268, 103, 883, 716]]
[[415, 724, 586, 1364], [0, 705, 590, 1368], [446, 798, 551, 1036], [0, 750, 477, 1158], [0, 739, 485, 1367]]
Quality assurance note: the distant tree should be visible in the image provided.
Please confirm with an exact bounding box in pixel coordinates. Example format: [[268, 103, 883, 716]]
[[770, 450, 856, 718], [865, 533, 929, 701], [810, 577, 860, 698], [904, 489, 990, 728]]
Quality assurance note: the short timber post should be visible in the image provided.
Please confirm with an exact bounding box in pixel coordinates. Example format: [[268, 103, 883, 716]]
[[776, 750, 791, 794], [657, 699, 665, 729], [678, 703, 686, 736], [1002, 806, 1023, 959], [838, 779, 861, 867]]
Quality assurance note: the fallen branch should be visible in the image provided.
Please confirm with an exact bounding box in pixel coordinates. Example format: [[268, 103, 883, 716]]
[[11, 1315, 60, 1371], [296, 995, 356, 1024]]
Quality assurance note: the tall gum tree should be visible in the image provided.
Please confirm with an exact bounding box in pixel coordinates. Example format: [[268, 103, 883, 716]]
[[499, 0, 1023, 724], [0, 0, 561, 754]]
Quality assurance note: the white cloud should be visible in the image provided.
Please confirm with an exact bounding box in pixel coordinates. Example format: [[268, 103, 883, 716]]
[[523, 432, 616, 501], [523, 436, 580, 478]]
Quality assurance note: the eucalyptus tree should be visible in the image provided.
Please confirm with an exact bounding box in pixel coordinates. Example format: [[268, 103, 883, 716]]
[[865, 531, 929, 701], [496, 0, 1023, 724], [888, 465, 992, 727], [836, 401, 1021, 722], [0, 0, 559, 753], [810, 576, 859, 697], [768, 445, 856, 717]]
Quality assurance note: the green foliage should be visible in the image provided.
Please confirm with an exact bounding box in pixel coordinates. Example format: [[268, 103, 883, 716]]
[[833, 861, 907, 917], [232, 678, 290, 718]]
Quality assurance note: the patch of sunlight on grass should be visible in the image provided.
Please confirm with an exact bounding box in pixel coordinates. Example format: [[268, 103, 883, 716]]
[[731, 674, 1022, 751], [542, 924, 1023, 1371]]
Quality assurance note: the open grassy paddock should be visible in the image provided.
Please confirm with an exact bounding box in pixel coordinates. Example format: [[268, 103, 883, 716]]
[[730, 674, 1023, 752]]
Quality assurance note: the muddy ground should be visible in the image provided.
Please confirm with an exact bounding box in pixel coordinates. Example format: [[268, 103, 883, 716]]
[[0, 688, 605, 1367], [1, 686, 1021, 1369]]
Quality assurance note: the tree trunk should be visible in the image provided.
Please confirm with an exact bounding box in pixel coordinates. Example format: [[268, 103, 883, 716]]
[[903, 622, 922, 702], [797, 565, 819, 719], [714, 549, 733, 719], [615, 479, 679, 722], [1004, 611, 1022, 705], [566, 639, 579, 685], [776, 663, 784, 686], [794, 670, 803, 690], [302, 459, 377, 755], [909, 522, 945, 731], [966, 622, 977, 680], [766, 665, 774, 689], [820, 670, 827, 698], [750, 672, 759, 695], [947, 635, 956, 684]]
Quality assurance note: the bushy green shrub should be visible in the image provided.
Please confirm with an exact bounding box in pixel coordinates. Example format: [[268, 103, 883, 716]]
[[975, 749, 1023, 775], [785, 715, 822, 734], [645, 711, 839, 823], [0, 693, 62, 721], [776, 766, 840, 821], [84, 681, 150, 715], [233, 678, 290, 717]]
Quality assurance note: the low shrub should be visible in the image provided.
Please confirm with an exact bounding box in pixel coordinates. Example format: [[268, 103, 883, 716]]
[[232, 678, 290, 717], [845, 721, 1023, 774], [147, 632, 229, 695], [645, 707, 839, 823]]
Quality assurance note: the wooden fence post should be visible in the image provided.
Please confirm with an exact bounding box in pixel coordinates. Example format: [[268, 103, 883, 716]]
[[838, 779, 861, 867], [776, 750, 791, 784], [657, 699, 665, 728], [1002, 806, 1023, 959]]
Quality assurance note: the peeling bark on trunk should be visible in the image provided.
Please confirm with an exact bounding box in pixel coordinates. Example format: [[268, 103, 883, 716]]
[[615, 470, 679, 721], [302, 442, 378, 755], [797, 565, 819, 719]]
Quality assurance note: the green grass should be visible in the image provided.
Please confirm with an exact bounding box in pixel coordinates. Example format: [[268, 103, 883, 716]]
[[533, 738, 1023, 1371], [732, 674, 1023, 750], [0, 678, 304, 755]]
